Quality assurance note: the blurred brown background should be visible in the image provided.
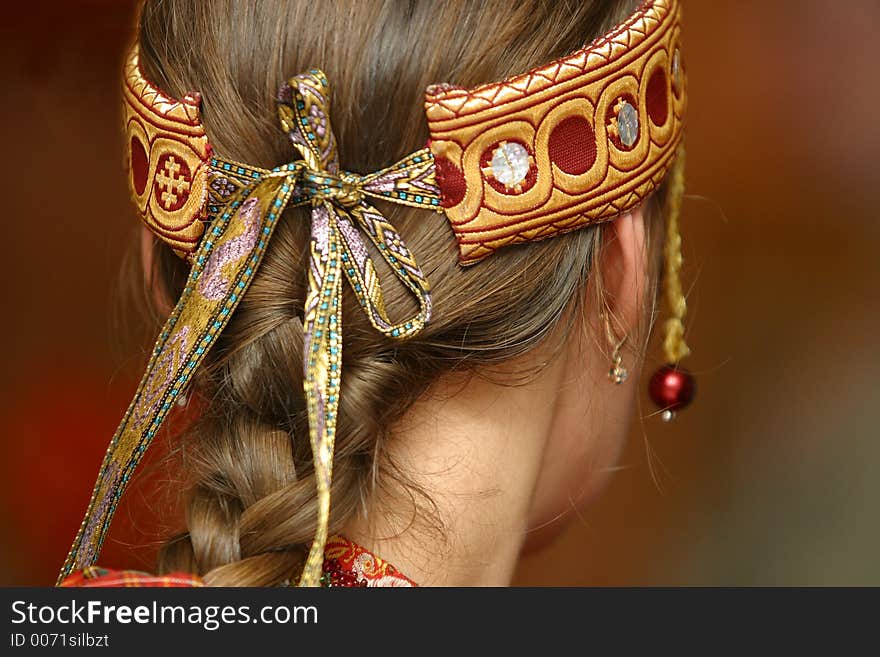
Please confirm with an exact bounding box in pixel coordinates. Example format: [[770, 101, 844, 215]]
[[1, 1, 877, 586]]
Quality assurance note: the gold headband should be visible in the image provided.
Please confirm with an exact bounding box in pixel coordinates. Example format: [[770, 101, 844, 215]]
[[59, 0, 687, 586], [427, 0, 685, 263]]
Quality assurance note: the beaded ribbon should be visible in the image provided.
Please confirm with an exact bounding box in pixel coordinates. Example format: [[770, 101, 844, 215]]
[[58, 69, 442, 586]]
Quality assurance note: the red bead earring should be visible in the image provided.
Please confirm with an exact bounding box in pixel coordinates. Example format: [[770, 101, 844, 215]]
[[649, 364, 695, 421], [650, 145, 694, 422]]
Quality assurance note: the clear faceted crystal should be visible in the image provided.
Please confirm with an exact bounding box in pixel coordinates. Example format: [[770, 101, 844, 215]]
[[617, 101, 639, 147], [672, 49, 682, 90], [490, 142, 530, 186], [609, 365, 628, 385]]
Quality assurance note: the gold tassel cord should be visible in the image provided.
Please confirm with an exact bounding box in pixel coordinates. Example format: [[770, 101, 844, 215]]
[[661, 144, 690, 366]]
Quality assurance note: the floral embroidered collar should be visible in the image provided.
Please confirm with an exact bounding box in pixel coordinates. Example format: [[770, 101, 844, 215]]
[[320, 535, 415, 587], [60, 535, 415, 588]]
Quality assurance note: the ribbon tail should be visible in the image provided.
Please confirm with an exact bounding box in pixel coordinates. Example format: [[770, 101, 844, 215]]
[[358, 147, 443, 211], [336, 202, 432, 337], [57, 174, 296, 584], [299, 202, 344, 587]]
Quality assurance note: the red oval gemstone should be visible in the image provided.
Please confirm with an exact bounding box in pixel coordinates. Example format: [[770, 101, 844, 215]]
[[646, 68, 669, 126], [433, 155, 467, 208], [548, 115, 596, 175], [130, 136, 149, 196]]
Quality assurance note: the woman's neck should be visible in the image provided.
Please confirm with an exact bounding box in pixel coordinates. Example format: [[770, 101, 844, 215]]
[[343, 352, 567, 586]]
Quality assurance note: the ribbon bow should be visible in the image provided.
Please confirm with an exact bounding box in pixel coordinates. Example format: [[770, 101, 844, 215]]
[[59, 69, 443, 586], [272, 70, 442, 585]]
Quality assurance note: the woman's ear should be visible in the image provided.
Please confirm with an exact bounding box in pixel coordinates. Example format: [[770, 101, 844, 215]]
[[598, 205, 649, 336], [139, 225, 174, 316], [521, 206, 652, 548]]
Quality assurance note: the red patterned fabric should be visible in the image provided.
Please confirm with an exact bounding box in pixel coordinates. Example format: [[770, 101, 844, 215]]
[[59, 535, 415, 588], [321, 535, 416, 587]]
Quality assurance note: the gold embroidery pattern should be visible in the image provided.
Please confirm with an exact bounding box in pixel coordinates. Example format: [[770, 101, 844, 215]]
[[425, 0, 685, 263], [123, 47, 211, 257]]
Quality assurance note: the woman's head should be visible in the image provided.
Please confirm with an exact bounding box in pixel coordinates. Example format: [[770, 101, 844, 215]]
[[136, 0, 660, 585]]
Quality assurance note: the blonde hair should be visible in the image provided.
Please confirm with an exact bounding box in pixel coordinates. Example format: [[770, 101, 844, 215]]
[[136, 0, 651, 586]]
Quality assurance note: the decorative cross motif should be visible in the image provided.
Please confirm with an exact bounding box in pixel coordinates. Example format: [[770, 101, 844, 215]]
[[155, 155, 191, 209]]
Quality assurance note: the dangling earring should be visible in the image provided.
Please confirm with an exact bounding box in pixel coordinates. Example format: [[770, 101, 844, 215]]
[[649, 145, 696, 421], [604, 312, 628, 385]]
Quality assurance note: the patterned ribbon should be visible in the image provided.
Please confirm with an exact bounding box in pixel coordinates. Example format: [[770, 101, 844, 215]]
[[58, 69, 443, 586]]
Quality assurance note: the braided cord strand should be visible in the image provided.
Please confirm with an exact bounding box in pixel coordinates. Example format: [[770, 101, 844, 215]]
[[661, 144, 690, 365]]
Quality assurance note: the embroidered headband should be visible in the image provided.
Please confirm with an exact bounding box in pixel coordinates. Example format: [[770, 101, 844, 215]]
[[60, 0, 689, 586]]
